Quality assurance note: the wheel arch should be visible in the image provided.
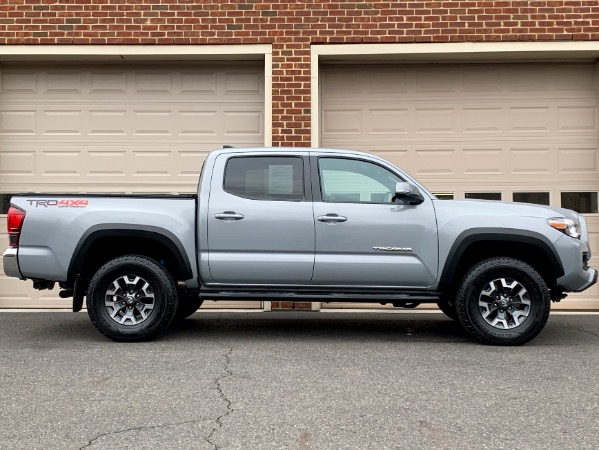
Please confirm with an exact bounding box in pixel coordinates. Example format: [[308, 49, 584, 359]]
[[439, 229, 564, 293], [68, 225, 193, 284]]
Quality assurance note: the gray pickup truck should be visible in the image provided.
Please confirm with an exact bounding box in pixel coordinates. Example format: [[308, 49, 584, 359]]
[[3, 147, 597, 344]]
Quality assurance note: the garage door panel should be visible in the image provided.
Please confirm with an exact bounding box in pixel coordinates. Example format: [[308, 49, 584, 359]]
[[0, 70, 38, 94], [0, 110, 37, 135], [322, 63, 599, 310], [321, 140, 598, 183], [45, 71, 84, 94], [510, 147, 555, 175], [1, 106, 263, 141], [558, 147, 599, 174], [323, 65, 596, 102], [0, 149, 35, 178], [0, 63, 264, 309], [1, 66, 264, 98], [323, 106, 598, 140]]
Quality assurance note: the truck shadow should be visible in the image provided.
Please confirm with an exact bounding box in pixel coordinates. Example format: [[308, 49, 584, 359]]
[[164, 311, 586, 346], [166, 311, 472, 343], [11, 311, 583, 346]]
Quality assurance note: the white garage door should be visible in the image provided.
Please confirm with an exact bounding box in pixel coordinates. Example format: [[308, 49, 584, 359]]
[[321, 63, 599, 310], [0, 63, 265, 309]]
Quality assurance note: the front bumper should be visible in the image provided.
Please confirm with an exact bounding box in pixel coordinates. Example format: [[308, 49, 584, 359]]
[[3, 248, 23, 279], [553, 232, 598, 292], [557, 264, 597, 293], [572, 267, 597, 292]]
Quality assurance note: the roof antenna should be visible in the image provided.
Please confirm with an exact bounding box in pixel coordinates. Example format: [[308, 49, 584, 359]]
[[222, 144, 235, 149]]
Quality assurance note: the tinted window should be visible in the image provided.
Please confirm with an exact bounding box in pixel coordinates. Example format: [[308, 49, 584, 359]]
[[465, 192, 502, 201], [513, 192, 550, 206], [319, 158, 403, 204], [561, 192, 598, 214], [433, 193, 454, 200], [224, 157, 304, 201], [0, 194, 15, 214]]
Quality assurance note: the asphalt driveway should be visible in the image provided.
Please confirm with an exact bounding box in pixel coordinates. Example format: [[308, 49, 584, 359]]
[[0, 311, 598, 449]]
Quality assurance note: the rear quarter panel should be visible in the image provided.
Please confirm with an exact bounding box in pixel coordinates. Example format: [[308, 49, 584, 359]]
[[12, 196, 197, 282]]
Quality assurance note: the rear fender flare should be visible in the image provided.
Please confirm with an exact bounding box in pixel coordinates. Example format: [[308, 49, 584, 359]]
[[67, 225, 193, 283]]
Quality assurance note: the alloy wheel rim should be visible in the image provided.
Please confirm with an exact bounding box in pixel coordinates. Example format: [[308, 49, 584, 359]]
[[104, 275, 155, 326], [478, 277, 531, 329]]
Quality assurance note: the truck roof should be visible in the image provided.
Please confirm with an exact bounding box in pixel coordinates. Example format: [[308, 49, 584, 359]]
[[208, 146, 373, 157]]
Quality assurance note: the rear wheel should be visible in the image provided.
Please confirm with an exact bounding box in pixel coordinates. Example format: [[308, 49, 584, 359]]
[[87, 255, 178, 342], [455, 257, 550, 345]]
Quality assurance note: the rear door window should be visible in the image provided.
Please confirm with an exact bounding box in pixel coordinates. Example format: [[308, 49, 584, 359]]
[[224, 156, 304, 201]]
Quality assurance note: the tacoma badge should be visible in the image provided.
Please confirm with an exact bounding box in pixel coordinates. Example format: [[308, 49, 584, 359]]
[[373, 246, 413, 252]]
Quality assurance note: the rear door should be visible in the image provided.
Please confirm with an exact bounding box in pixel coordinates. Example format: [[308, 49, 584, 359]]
[[206, 152, 314, 285], [311, 154, 439, 287]]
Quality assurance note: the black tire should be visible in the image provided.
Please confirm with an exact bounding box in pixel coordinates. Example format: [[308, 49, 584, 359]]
[[437, 295, 458, 321], [174, 289, 204, 321], [86, 255, 178, 342], [455, 257, 550, 346]]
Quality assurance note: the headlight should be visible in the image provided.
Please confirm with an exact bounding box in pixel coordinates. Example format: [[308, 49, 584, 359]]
[[548, 218, 581, 239]]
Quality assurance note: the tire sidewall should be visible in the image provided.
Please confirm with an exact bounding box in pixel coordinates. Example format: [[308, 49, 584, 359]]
[[456, 259, 550, 345], [87, 257, 177, 341]]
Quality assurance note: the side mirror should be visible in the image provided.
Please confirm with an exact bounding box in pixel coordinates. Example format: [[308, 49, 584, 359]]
[[395, 182, 424, 205]]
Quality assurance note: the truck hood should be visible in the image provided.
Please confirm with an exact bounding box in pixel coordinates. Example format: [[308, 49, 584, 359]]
[[432, 198, 580, 222], [432, 198, 591, 258]]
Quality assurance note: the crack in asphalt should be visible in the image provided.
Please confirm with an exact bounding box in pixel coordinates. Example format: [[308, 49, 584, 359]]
[[82, 316, 236, 450], [79, 419, 203, 449], [204, 339, 235, 450], [575, 327, 599, 339]]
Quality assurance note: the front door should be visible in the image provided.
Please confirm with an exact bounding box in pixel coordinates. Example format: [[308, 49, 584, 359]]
[[311, 155, 439, 287], [207, 153, 314, 285]]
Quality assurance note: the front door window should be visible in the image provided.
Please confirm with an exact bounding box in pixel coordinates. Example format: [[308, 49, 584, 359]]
[[319, 158, 403, 204]]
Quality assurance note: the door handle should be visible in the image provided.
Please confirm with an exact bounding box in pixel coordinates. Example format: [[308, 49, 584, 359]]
[[317, 214, 347, 223], [215, 211, 245, 221]]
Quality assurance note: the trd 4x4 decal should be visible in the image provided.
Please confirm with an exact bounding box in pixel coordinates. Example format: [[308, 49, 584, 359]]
[[26, 199, 89, 208]]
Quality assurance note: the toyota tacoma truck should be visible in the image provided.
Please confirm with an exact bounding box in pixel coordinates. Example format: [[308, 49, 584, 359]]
[[3, 147, 597, 345]]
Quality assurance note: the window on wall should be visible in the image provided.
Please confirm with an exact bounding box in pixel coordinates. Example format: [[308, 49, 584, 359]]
[[561, 192, 598, 214], [465, 192, 502, 201], [433, 193, 454, 200], [224, 156, 304, 201], [513, 192, 550, 206], [319, 158, 403, 204], [0, 194, 15, 214]]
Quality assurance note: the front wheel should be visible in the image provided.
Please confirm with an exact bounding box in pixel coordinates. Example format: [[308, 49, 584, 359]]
[[455, 257, 550, 345], [86, 255, 178, 342]]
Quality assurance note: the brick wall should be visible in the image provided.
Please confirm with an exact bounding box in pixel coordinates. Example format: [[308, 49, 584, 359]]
[[2, 1, 599, 147]]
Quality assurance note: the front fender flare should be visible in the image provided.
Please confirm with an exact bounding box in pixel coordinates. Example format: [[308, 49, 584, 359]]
[[438, 229, 564, 290]]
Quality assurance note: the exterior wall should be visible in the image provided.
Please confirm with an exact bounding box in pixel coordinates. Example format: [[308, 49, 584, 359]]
[[2, 0, 599, 148], [2, 1, 599, 311]]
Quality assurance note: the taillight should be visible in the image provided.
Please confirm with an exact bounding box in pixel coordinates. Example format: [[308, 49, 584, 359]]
[[7, 206, 26, 248]]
